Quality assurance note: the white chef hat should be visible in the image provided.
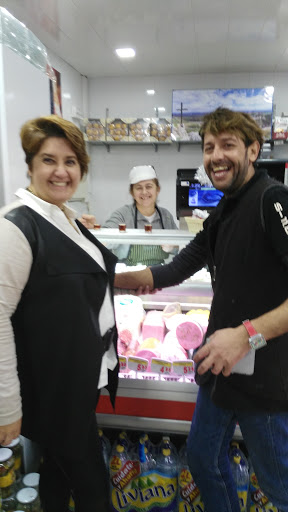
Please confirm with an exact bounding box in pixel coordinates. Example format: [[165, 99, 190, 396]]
[[129, 165, 157, 185]]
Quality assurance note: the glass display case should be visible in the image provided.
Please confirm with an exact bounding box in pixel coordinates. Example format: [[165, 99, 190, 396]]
[[92, 228, 241, 439]]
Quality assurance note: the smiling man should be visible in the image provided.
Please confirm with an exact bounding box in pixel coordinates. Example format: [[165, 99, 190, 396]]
[[114, 107, 288, 511]]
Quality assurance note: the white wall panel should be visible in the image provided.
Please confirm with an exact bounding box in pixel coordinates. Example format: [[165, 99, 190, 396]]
[[0, 45, 50, 205]]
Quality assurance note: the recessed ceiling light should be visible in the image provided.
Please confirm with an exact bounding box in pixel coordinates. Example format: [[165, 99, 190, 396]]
[[115, 48, 135, 58], [147, 89, 155, 95]]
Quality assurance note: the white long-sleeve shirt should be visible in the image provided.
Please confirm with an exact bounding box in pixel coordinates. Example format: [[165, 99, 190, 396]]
[[0, 189, 117, 426]]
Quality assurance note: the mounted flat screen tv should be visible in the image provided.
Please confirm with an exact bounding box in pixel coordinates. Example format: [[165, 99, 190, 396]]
[[188, 184, 223, 208], [172, 86, 274, 142]]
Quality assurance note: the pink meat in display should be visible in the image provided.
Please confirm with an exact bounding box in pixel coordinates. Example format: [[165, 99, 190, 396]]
[[142, 310, 166, 343], [176, 320, 203, 350]]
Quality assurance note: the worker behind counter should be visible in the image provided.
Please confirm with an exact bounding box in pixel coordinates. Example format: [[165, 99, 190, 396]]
[[79, 165, 179, 266]]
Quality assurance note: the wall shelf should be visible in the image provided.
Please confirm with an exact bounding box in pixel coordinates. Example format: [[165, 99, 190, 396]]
[[86, 140, 172, 152], [86, 139, 286, 153]]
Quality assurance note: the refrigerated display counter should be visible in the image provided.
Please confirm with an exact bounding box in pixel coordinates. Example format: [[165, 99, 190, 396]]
[[89, 228, 241, 439], [91, 228, 242, 439]]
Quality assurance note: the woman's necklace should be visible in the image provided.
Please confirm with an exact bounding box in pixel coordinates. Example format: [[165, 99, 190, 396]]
[[26, 186, 79, 234]]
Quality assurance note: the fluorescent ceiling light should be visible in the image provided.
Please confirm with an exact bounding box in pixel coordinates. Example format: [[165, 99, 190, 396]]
[[115, 48, 135, 58], [155, 107, 166, 112], [146, 89, 155, 95]]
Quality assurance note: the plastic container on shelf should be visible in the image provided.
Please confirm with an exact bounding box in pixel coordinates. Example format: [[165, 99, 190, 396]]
[[138, 438, 156, 476], [229, 441, 248, 468], [109, 442, 140, 512], [154, 446, 178, 512], [112, 431, 134, 457], [156, 435, 178, 457], [98, 428, 111, 470], [139, 432, 156, 458]]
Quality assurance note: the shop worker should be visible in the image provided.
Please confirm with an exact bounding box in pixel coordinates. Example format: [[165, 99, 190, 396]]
[[80, 164, 178, 266], [114, 107, 288, 511], [0, 115, 118, 512]]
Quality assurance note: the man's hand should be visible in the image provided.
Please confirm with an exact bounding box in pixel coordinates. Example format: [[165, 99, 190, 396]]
[[135, 285, 161, 296], [0, 418, 22, 446], [78, 214, 97, 229], [193, 326, 250, 377]]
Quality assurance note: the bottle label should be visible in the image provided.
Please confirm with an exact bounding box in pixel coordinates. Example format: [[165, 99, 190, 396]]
[[111, 460, 141, 491], [237, 487, 248, 512], [110, 460, 177, 512], [249, 471, 280, 511], [178, 465, 205, 512]]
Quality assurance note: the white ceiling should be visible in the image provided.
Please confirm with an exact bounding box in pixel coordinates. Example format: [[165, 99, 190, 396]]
[[2, 0, 288, 78]]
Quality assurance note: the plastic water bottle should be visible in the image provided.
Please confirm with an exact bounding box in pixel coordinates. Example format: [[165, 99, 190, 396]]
[[98, 428, 111, 470], [138, 438, 156, 475], [155, 446, 178, 511], [156, 446, 178, 476], [157, 435, 178, 458], [230, 454, 249, 512], [229, 441, 248, 467], [139, 432, 155, 457], [112, 431, 133, 456]]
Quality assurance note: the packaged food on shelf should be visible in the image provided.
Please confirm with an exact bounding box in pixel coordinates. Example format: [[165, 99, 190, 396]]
[[106, 118, 129, 142], [84, 118, 106, 141], [150, 118, 172, 142], [128, 118, 151, 142], [114, 295, 145, 357]]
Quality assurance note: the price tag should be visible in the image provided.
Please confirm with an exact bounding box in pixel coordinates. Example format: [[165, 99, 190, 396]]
[[118, 356, 127, 371], [128, 356, 148, 372], [150, 358, 172, 375], [173, 360, 194, 376]]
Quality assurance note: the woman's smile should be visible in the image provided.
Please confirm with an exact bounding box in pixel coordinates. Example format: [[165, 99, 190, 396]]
[[28, 137, 81, 207]]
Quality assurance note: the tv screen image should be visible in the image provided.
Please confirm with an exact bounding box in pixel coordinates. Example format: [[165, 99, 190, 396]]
[[188, 185, 223, 208]]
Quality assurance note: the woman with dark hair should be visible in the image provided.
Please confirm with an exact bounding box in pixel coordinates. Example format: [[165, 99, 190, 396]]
[[0, 115, 118, 512]]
